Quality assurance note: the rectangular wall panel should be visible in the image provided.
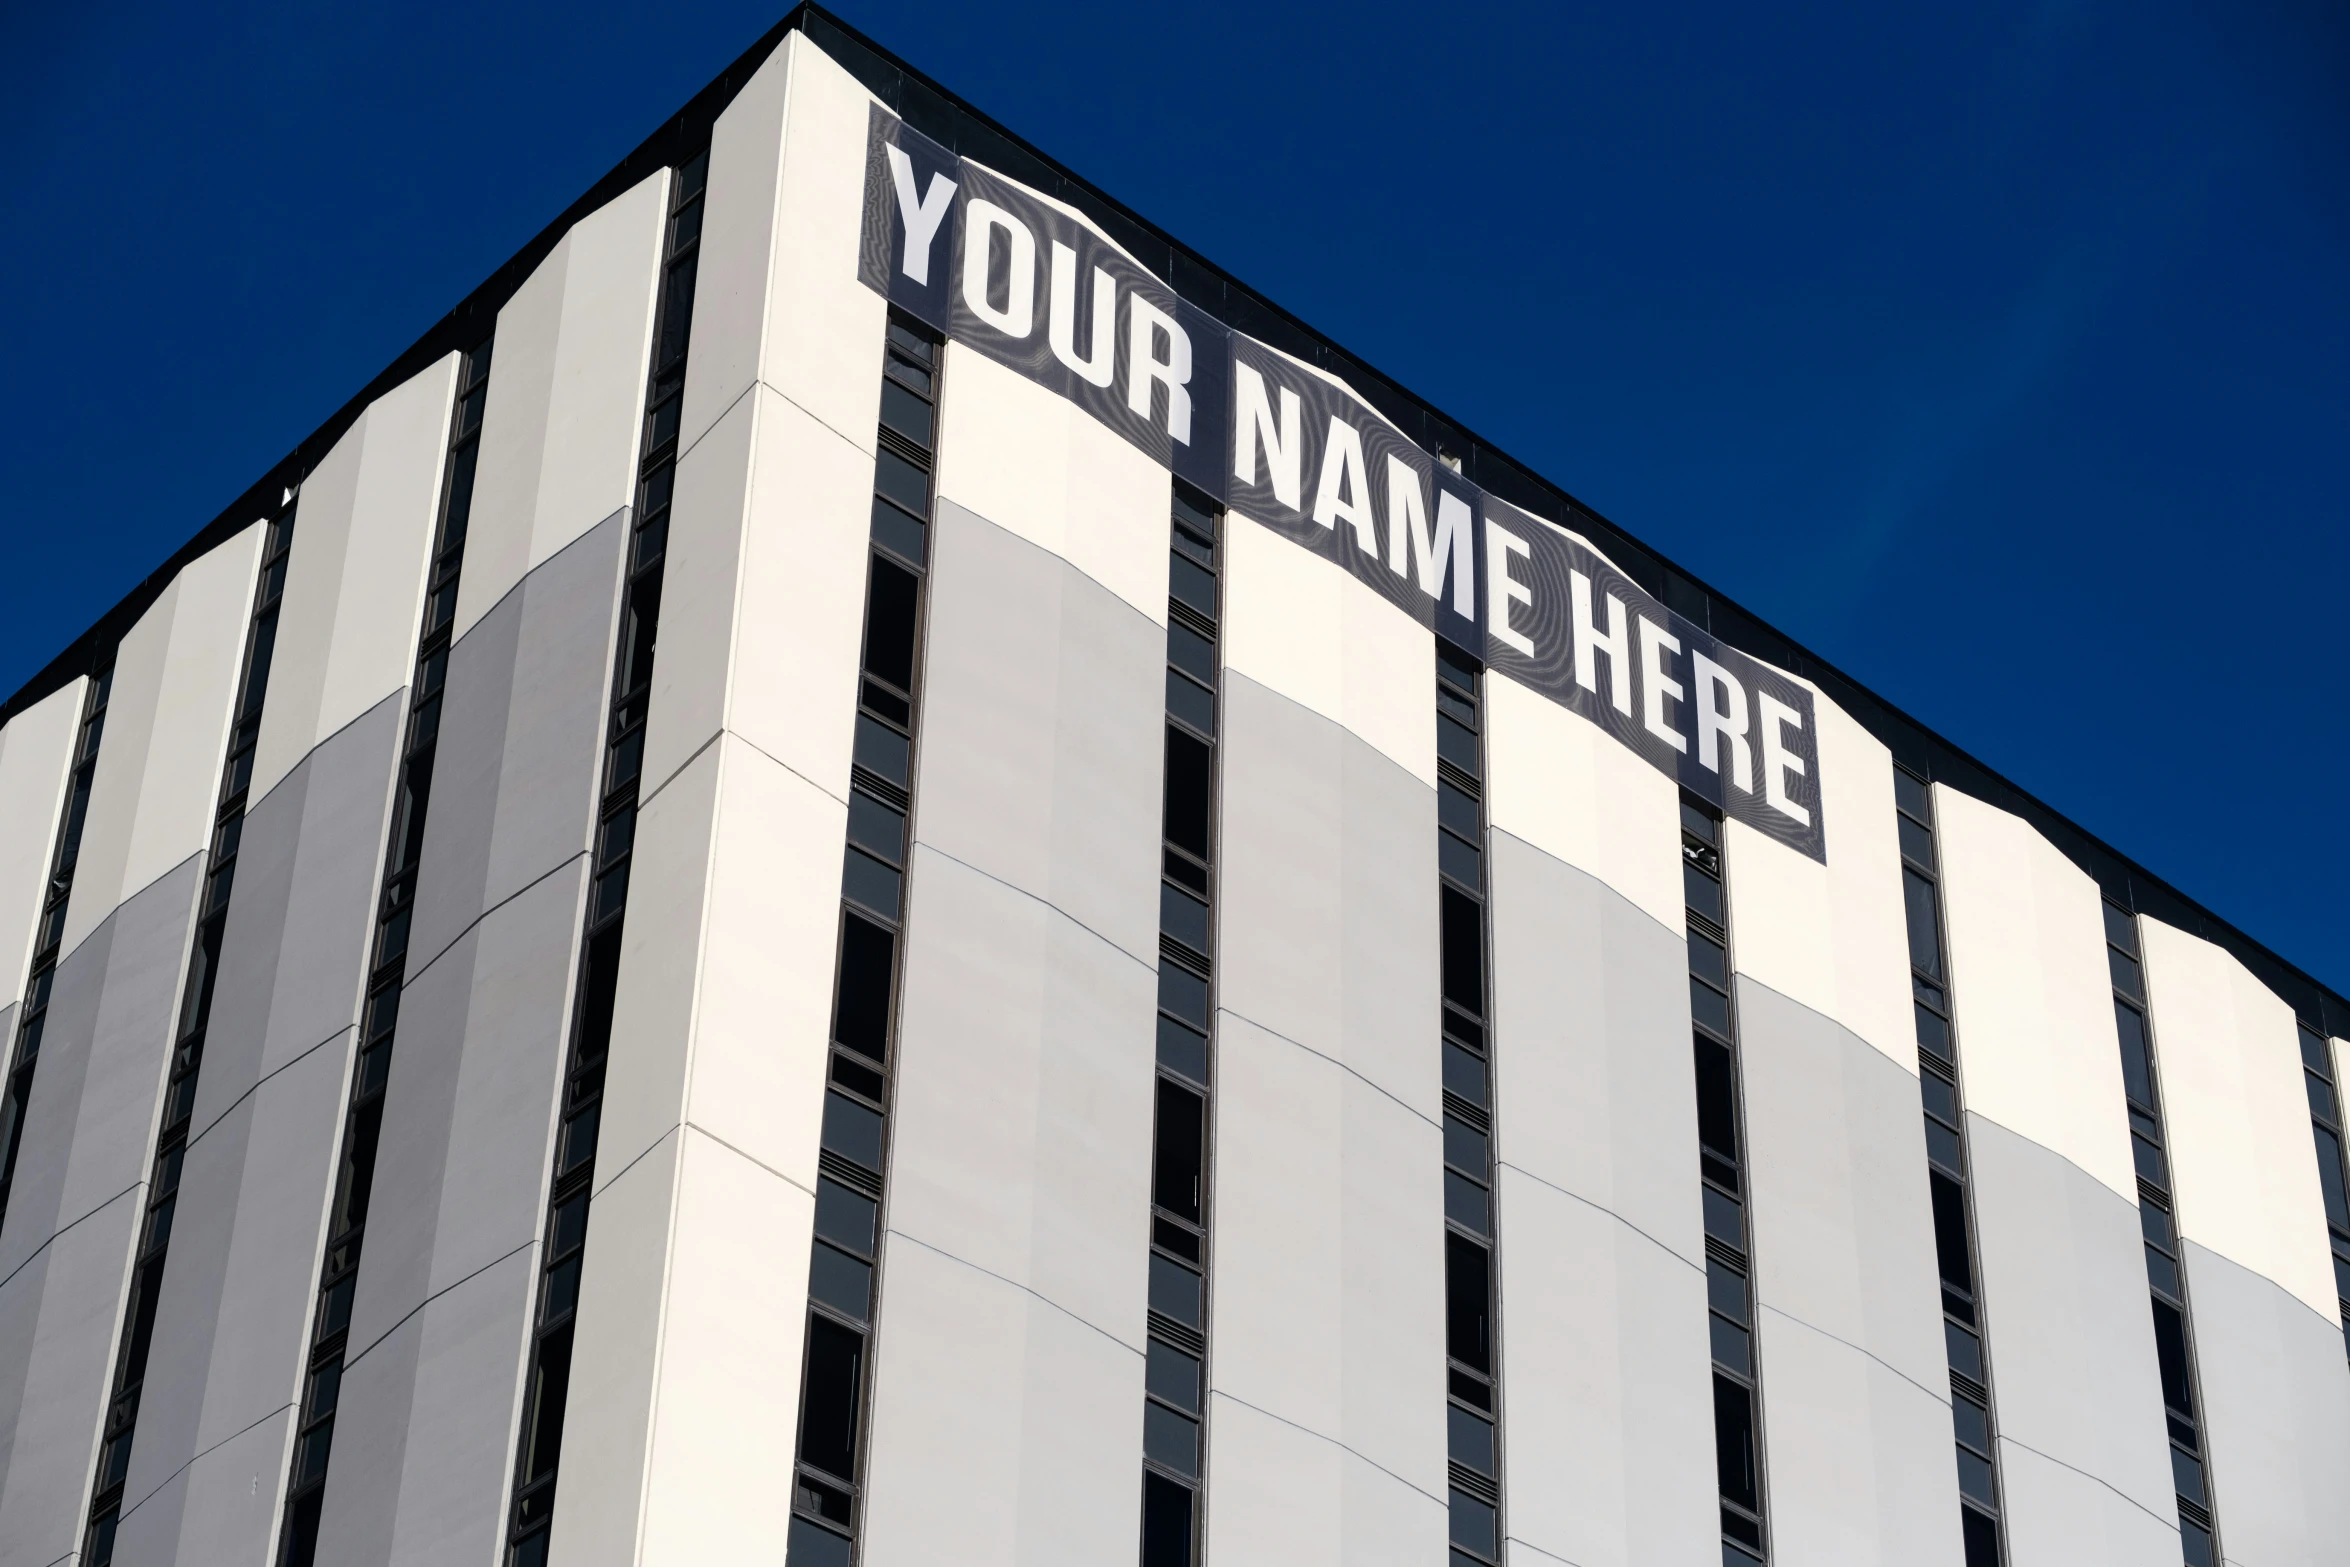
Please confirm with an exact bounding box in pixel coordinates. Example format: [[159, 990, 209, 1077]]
[[857, 369, 1169, 1561], [0, 526, 263, 1567], [314, 511, 624, 1567], [551, 41, 889, 1553], [2138, 918, 2350, 1563], [1937, 787, 2177, 1565], [1486, 829, 1717, 1567], [0, 683, 86, 1006]]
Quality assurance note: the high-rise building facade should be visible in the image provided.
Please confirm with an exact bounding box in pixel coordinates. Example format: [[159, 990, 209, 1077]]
[[0, 11, 2342, 1567]]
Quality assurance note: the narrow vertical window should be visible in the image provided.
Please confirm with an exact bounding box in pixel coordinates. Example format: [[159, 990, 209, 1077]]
[[2105, 903, 2222, 1566], [276, 333, 494, 1566], [1437, 644, 1504, 1567], [84, 492, 300, 1565], [1138, 485, 1222, 1566], [1682, 798, 1769, 1563], [505, 153, 705, 1567], [786, 314, 944, 1567], [2293, 1020, 2350, 1362], [1894, 770, 2008, 1566], [0, 662, 114, 1234]]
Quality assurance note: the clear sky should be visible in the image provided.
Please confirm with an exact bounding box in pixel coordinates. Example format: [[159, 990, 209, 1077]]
[[4, 1, 2343, 991]]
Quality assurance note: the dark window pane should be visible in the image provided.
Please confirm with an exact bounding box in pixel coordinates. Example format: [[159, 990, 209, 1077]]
[[2170, 1443, 2204, 1505], [1691, 976, 1732, 1038], [1712, 1373, 1759, 1511], [1688, 932, 1728, 991], [1446, 1232, 1492, 1373], [1684, 860, 1723, 927], [1167, 622, 1214, 685], [870, 496, 926, 565], [2313, 1125, 2350, 1232], [1710, 1313, 1751, 1375], [521, 1324, 574, 1481], [798, 1316, 864, 1480], [1945, 1319, 1984, 1382], [1147, 1338, 1201, 1414], [1681, 801, 1719, 844], [1437, 714, 1479, 776], [1449, 1489, 1497, 1559], [2132, 1134, 2168, 1189], [862, 560, 920, 690], [832, 915, 894, 1058], [1153, 1081, 1205, 1223], [879, 379, 933, 447], [1898, 814, 1935, 870], [1161, 883, 1210, 954], [1438, 779, 1479, 840], [1961, 1504, 2001, 1567], [2141, 1202, 2175, 1248], [1159, 962, 1209, 1029], [809, 1242, 872, 1321], [2103, 901, 2138, 955], [2151, 1298, 2195, 1416], [814, 1178, 877, 1257], [1927, 1116, 1964, 1174], [1166, 669, 1215, 736], [1149, 1253, 1202, 1327], [842, 846, 901, 917], [1438, 644, 1480, 694], [1694, 1037, 1738, 1160], [2145, 1241, 2181, 1299], [788, 1516, 853, 1567], [1445, 1169, 1490, 1234], [2180, 1517, 2214, 1567], [1707, 1257, 1748, 1324], [846, 792, 906, 864], [1444, 1115, 1489, 1182], [1156, 1016, 1208, 1085], [1951, 1392, 1990, 1453], [1162, 728, 1212, 858], [2114, 1003, 2155, 1107], [1931, 1172, 1975, 1292], [1903, 868, 1943, 980], [1439, 831, 1481, 892], [1957, 1443, 1997, 1506], [1442, 887, 1484, 1014], [1154, 1216, 1200, 1263], [1143, 1401, 1199, 1477], [853, 714, 909, 787], [1448, 1404, 1495, 1476], [873, 448, 929, 517], [1443, 1042, 1486, 1106], [1703, 1185, 1744, 1247], [820, 1091, 884, 1172], [1140, 1471, 1194, 1567], [2301, 1025, 2333, 1077], [2108, 946, 2143, 1001], [830, 1052, 885, 1101], [1169, 554, 1217, 619], [1920, 1070, 1958, 1124]]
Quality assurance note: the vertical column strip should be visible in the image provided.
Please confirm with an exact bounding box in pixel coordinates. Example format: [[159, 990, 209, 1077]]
[[83, 495, 300, 1564], [2291, 1017, 2350, 1361], [276, 334, 495, 1567], [1437, 644, 1505, 1567], [503, 153, 704, 1567], [1137, 485, 1222, 1566], [2104, 904, 2222, 1565], [1680, 798, 1771, 1563], [785, 314, 944, 1567], [1895, 772, 2008, 1565], [0, 666, 115, 1232]]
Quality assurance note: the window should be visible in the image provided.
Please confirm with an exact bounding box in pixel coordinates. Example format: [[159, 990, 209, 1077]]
[[1437, 643, 1503, 1566], [2104, 902, 2222, 1565], [1682, 798, 1769, 1563], [1139, 486, 1222, 1567], [1894, 771, 2007, 1565], [507, 153, 706, 1567], [84, 493, 299, 1565], [788, 313, 944, 1566], [2296, 1020, 2350, 1362]]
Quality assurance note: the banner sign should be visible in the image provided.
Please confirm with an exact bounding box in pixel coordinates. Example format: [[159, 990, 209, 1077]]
[[859, 106, 1826, 860]]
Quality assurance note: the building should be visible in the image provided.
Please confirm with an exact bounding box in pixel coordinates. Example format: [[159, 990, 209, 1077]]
[[0, 9, 2342, 1566]]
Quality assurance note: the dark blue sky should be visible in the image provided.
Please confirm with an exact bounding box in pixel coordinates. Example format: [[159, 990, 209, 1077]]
[[4, 2, 2343, 990]]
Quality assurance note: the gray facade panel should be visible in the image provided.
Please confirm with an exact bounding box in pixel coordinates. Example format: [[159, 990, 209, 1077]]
[[1736, 977, 1963, 1567], [314, 518, 620, 1567], [2180, 1238, 2350, 1566], [1486, 829, 1716, 1567], [1964, 1113, 2180, 1565]]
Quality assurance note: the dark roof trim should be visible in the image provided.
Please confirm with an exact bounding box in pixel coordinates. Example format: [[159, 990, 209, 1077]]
[[14, 5, 2342, 1030]]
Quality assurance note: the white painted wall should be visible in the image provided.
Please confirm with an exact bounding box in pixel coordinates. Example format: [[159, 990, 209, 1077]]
[[0, 684, 86, 1006], [250, 354, 457, 802]]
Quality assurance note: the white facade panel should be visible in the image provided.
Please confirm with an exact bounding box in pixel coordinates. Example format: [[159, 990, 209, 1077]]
[[1932, 784, 2137, 1202], [250, 353, 455, 802], [455, 172, 666, 638], [0, 682, 84, 1005]]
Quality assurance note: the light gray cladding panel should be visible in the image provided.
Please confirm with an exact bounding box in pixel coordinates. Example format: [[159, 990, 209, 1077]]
[[1204, 671, 1447, 1559], [915, 497, 1165, 960], [2181, 1238, 2350, 1565], [1964, 1113, 2181, 1565], [119, 691, 405, 1554], [1485, 829, 1716, 1567], [1735, 976, 1963, 1567], [861, 499, 1162, 1565]]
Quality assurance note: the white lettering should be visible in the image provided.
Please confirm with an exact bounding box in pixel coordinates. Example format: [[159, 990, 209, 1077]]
[[1047, 242, 1115, 388], [885, 145, 957, 287], [1569, 569, 1633, 716], [1233, 364, 1302, 510], [1758, 692, 1812, 827], [1486, 518, 1535, 655], [1388, 459, 1477, 618], [1691, 651, 1752, 790], [961, 199, 1037, 339], [1126, 296, 1193, 443], [1639, 618, 1688, 753], [1311, 418, 1378, 553]]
